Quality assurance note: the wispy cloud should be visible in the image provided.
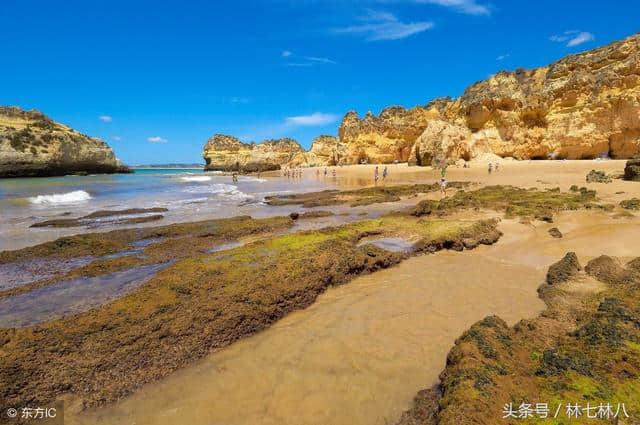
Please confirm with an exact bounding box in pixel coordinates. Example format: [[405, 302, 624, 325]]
[[550, 30, 594, 47], [98, 115, 112, 123], [281, 50, 292, 57], [285, 112, 340, 127], [411, 0, 490, 15], [229, 97, 250, 105], [332, 9, 433, 41], [147, 136, 168, 143], [496, 53, 509, 61], [285, 62, 314, 67], [304, 56, 337, 64], [112, 136, 122, 141]]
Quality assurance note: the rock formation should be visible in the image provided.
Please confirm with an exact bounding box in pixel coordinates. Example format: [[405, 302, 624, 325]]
[[0, 106, 130, 177], [624, 157, 640, 180], [288, 135, 345, 167], [337, 33, 640, 164], [206, 33, 640, 168], [203, 134, 304, 172]]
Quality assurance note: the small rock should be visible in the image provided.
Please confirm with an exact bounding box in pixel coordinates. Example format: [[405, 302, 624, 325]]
[[548, 227, 563, 238], [546, 252, 581, 285], [623, 157, 640, 181], [586, 169, 612, 183], [289, 212, 299, 220]]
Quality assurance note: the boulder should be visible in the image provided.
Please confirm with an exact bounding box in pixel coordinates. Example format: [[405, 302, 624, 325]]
[[585, 255, 638, 285], [624, 158, 640, 181], [586, 170, 612, 183], [548, 227, 563, 238], [546, 252, 581, 285]]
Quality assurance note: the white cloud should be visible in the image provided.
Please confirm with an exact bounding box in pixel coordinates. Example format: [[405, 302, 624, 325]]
[[285, 112, 340, 126], [282, 50, 292, 57], [412, 0, 490, 15], [333, 9, 433, 41], [147, 136, 168, 143], [99, 115, 113, 123], [229, 97, 250, 104], [285, 62, 314, 67], [550, 30, 594, 47], [496, 54, 509, 61], [304, 56, 337, 64]]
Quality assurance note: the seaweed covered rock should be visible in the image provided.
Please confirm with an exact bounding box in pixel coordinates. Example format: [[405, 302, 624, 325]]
[[585, 255, 639, 284], [586, 169, 612, 183], [624, 157, 640, 181], [546, 252, 581, 284], [620, 198, 640, 210], [548, 227, 563, 238]]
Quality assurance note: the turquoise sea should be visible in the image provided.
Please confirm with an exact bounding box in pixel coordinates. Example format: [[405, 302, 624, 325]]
[[0, 168, 336, 250]]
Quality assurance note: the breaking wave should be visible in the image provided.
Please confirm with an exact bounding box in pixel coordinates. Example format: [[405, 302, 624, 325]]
[[29, 190, 92, 205], [180, 176, 212, 182]]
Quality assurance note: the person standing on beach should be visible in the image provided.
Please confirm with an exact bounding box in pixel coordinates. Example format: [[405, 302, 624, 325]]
[[324, 168, 328, 177], [488, 162, 493, 174], [495, 163, 499, 172], [440, 177, 447, 197], [374, 166, 379, 185], [382, 166, 388, 182]]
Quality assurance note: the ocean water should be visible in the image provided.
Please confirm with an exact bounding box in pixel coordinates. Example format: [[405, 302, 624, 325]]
[[0, 168, 338, 251]]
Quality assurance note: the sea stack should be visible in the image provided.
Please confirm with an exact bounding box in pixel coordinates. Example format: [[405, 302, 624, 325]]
[[203, 134, 304, 172], [0, 106, 130, 178]]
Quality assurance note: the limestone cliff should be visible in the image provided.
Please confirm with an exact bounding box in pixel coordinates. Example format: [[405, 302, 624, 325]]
[[203, 134, 304, 172], [0, 106, 130, 177], [340, 33, 640, 164], [288, 135, 345, 167], [338, 106, 441, 164]]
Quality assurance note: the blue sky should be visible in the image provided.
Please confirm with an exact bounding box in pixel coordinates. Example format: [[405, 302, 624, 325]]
[[1, 0, 638, 164]]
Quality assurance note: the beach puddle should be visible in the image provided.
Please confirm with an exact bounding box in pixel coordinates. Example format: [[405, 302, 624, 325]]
[[0, 263, 172, 328], [131, 237, 165, 248], [75, 224, 549, 425], [206, 241, 246, 253], [0, 257, 94, 291], [357, 237, 416, 253]]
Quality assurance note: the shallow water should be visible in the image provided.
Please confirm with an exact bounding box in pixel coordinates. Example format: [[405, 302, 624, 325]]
[[0, 256, 94, 291], [357, 237, 416, 253], [0, 262, 171, 327], [73, 213, 640, 425], [74, 222, 548, 425]]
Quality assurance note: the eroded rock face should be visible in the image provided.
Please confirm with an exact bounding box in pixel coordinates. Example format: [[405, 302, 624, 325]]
[[288, 135, 345, 167], [343, 33, 640, 164], [0, 106, 130, 177], [338, 105, 441, 164], [203, 134, 304, 172]]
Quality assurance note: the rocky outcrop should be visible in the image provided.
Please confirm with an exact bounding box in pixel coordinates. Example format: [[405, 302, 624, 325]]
[[288, 135, 345, 167], [624, 157, 640, 180], [0, 106, 130, 177], [337, 33, 640, 164], [203, 134, 304, 172], [338, 105, 441, 164]]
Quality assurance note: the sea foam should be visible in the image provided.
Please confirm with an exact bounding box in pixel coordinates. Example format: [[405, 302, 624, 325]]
[[29, 190, 92, 205], [180, 176, 212, 182]]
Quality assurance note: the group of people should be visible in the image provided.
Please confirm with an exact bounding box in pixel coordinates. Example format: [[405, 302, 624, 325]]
[[373, 166, 388, 185], [283, 168, 304, 178], [488, 162, 500, 174], [317, 168, 337, 178]]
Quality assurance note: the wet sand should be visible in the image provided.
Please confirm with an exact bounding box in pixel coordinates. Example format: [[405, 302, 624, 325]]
[[71, 205, 640, 425]]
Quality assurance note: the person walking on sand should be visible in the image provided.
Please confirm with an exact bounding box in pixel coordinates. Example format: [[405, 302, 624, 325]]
[[382, 166, 388, 182], [440, 177, 447, 197], [324, 167, 328, 177], [374, 166, 379, 185], [488, 162, 493, 174]]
